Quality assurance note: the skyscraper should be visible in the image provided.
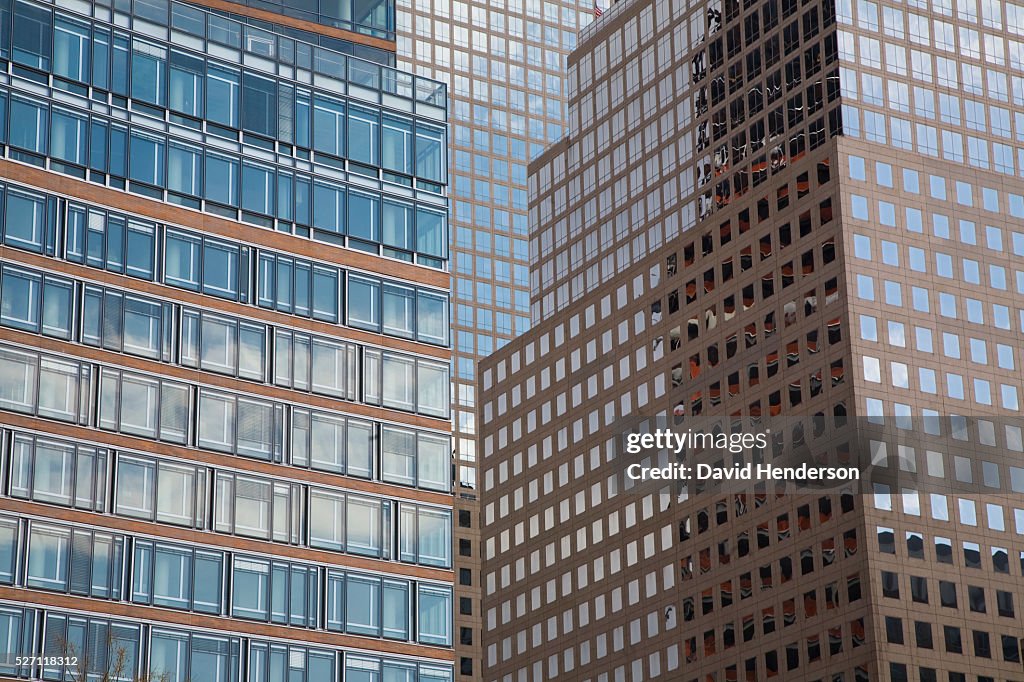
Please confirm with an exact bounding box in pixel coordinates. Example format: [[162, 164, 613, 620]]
[[394, 0, 592, 676], [0, 0, 455, 679], [479, 0, 1024, 679]]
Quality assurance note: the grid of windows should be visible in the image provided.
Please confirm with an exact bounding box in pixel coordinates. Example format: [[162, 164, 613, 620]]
[[0, 0, 453, 676]]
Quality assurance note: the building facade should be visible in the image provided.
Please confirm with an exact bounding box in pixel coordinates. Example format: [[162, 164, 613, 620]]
[[0, 0, 456, 679], [393, 0, 593, 676], [480, 0, 1024, 679]]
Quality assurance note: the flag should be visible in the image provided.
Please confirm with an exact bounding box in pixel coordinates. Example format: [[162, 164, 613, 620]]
[[594, 2, 603, 15]]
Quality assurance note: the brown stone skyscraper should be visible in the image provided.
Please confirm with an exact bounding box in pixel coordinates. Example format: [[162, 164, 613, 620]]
[[479, 0, 1024, 679]]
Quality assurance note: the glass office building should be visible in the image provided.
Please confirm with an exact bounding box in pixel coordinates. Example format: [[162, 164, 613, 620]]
[[0, 0, 455, 679], [394, 0, 592, 676]]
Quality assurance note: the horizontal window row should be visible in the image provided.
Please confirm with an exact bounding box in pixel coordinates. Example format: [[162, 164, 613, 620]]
[[0, 602, 453, 681], [0, 337, 449, 445], [2, 345, 450, 490], [0, 262, 450, 417], [0, 514, 451, 645], [0, 184, 450, 345], [0, 88, 447, 263], [11, 0, 442, 162], [4, 430, 452, 567], [165, 0, 395, 40]]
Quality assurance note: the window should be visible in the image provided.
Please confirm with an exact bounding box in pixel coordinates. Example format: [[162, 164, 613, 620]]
[[231, 557, 317, 627], [128, 132, 165, 187], [181, 310, 266, 381], [82, 285, 169, 360], [214, 472, 301, 544], [132, 540, 223, 614], [415, 125, 446, 183], [98, 368, 188, 443], [242, 73, 276, 137], [4, 189, 50, 253], [65, 207, 156, 280], [381, 427, 451, 491], [290, 408, 373, 477], [248, 642, 336, 682], [114, 454, 206, 528], [197, 389, 280, 461], [0, 606, 33, 677], [348, 105, 380, 166], [13, 1, 52, 70], [10, 433, 105, 511], [26, 523, 123, 599], [382, 115, 413, 175], [0, 346, 84, 424], [313, 95, 345, 156], [399, 504, 452, 567], [418, 584, 454, 646], [149, 629, 239, 682], [43, 614, 141, 681], [8, 97, 48, 161], [207, 66, 240, 128], [168, 51, 203, 118], [205, 153, 239, 207], [256, 253, 338, 322], [364, 350, 450, 417], [0, 265, 72, 339]]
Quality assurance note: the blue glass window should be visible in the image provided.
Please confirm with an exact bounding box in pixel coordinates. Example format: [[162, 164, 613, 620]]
[[417, 292, 449, 346], [9, 97, 47, 155], [4, 190, 46, 252], [417, 585, 452, 646], [205, 153, 239, 206], [50, 109, 87, 166], [348, 276, 379, 330], [202, 240, 240, 299], [416, 125, 445, 182], [168, 51, 204, 117], [242, 73, 276, 137], [313, 182, 344, 233], [53, 17, 90, 82], [382, 199, 413, 251], [130, 41, 166, 106], [348, 105, 379, 166], [12, 1, 51, 70], [206, 65, 240, 128], [294, 91, 311, 148], [164, 231, 201, 290], [241, 162, 275, 215], [313, 95, 345, 156], [128, 132, 165, 186], [167, 143, 201, 196], [416, 208, 447, 258], [312, 267, 339, 322], [348, 191, 379, 242], [382, 115, 413, 175]]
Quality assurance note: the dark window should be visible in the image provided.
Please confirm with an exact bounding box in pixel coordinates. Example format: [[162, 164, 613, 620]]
[[996, 590, 1014, 617], [910, 576, 928, 603], [939, 581, 957, 608], [943, 625, 962, 654], [914, 621, 933, 649], [881, 571, 899, 598], [973, 630, 991, 658], [884, 617, 903, 645], [967, 586, 985, 613]]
